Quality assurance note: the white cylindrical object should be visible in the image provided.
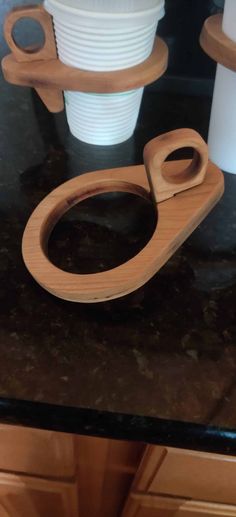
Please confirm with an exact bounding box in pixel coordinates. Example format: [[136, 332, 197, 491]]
[[53, 21, 158, 71], [208, 0, 236, 173], [64, 89, 144, 145], [45, 0, 164, 71], [45, 0, 164, 13], [44, 0, 165, 145]]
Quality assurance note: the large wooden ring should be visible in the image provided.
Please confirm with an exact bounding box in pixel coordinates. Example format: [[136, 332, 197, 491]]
[[22, 130, 224, 304]]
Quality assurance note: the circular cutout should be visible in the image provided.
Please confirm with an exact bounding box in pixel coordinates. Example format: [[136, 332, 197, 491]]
[[12, 17, 45, 54], [48, 192, 157, 274], [22, 169, 163, 303], [162, 147, 203, 185]]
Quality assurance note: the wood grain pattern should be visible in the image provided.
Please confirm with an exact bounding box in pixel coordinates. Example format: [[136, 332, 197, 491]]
[[2, 36, 168, 99], [0, 424, 75, 479], [148, 447, 236, 506], [131, 445, 167, 493], [132, 444, 236, 507], [200, 14, 236, 72], [122, 493, 236, 517], [22, 130, 224, 303], [76, 436, 144, 517], [3, 5, 64, 112], [144, 129, 208, 203], [0, 471, 78, 517], [4, 5, 57, 63]]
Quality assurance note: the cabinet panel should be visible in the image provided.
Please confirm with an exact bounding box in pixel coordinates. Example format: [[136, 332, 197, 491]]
[[76, 435, 145, 517], [0, 471, 78, 517], [134, 446, 236, 506], [0, 425, 75, 478], [122, 494, 236, 517]]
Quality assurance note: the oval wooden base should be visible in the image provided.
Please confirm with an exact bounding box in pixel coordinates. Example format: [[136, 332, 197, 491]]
[[200, 14, 236, 72], [22, 160, 224, 303]]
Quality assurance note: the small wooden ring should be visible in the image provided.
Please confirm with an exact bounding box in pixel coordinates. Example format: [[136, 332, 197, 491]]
[[143, 128, 208, 203], [4, 5, 57, 63], [200, 14, 236, 72]]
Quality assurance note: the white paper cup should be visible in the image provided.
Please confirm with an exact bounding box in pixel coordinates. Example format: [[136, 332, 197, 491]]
[[46, 0, 164, 14], [44, 0, 165, 145], [64, 88, 144, 145], [45, 0, 164, 70]]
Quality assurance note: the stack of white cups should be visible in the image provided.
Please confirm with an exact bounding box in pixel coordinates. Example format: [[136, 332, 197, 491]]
[[44, 0, 165, 145]]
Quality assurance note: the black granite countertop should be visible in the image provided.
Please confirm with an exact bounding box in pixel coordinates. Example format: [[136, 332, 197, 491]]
[[1, 1, 236, 455]]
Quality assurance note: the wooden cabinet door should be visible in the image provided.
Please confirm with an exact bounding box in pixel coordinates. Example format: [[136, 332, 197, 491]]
[[133, 445, 236, 506], [122, 494, 236, 517], [0, 425, 75, 479], [0, 472, 78, 517], [76, 435, 145, 517]]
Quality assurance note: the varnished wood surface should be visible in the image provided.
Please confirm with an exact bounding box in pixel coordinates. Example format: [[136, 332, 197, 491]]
[[0, 471, 78, 517], [2, 36, 168, 100], [76, 436, 144, 517], [122, 493, 236, 517], [22, 159, 224, 303], [3, 4, 64, 111], [4, 5, 57, 63], [144, 128, 208, 203], [200, 14, 236, 72], [132, 445, 236, 506], [0, 424, 75, 479]]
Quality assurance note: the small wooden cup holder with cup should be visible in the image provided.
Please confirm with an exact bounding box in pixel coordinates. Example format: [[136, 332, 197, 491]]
[[200, 13, 236, 73], [2, 4, 169, 113], [22, 128, 224, 303]]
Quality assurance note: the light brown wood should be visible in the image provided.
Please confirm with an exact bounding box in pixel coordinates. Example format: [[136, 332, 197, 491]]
[[134, 445, 236, 507], [76, 435, 144, 517], [122, 493, 236, 517], [2, 36, 168, 103], [4, 5, 57, 62], [35, 86, 64, 113], [22, 129, 224, 303], [0, 424, 75, 479], [2, 5, 168, 111], [144, 129, 208, 203], [200, 14, 236, 72], [0, 471, 78, 517], [131, 445, 167, 493], [3, 5, 64, 112]]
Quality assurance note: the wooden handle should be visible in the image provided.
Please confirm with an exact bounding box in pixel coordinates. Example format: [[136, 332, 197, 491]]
[[143, 128, 209, 203], [3, 5, 64, 112], [4, 5, 57, 62]]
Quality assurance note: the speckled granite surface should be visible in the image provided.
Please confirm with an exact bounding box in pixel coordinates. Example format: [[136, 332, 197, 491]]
[[1, 1, 236, 451]]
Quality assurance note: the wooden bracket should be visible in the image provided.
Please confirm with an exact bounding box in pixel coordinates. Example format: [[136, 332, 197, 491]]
[[22, 129, 224, 303], [2, 5, 168, 113], [200, 13, 236, 72]]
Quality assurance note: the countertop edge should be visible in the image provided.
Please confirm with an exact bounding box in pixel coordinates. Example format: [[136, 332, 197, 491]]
[[0, 397, 235, 456]]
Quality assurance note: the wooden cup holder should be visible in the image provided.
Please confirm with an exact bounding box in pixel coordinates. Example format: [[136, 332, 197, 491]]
[[22, 129, 224, 303], [200, 13, 236, 72], [2, 5, 169, 112]]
